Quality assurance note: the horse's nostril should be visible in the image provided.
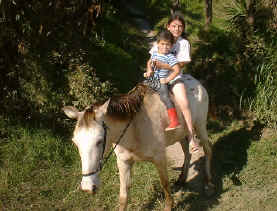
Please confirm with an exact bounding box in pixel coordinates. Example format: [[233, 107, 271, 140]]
[[81, 185, 98, 194], [92, 185, 97, 193]]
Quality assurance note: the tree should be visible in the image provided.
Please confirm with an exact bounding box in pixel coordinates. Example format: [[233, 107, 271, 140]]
[[205, 0, 213, 26], [170, 0, 181, 14]]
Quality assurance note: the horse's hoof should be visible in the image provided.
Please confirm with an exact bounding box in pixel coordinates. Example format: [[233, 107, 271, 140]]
[[164, 198, 173, 211], [176, 173, 187, 186], [176, 178, 186, 186], [164, 206, 172, 211], [204, 183, 216, 197]]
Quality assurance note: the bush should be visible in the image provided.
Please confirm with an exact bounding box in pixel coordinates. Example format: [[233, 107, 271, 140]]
[[247, 63, 277, 129], [65, 63, 117, 109]]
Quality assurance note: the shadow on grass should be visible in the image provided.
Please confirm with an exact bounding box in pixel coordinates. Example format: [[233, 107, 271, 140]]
[[180, 122, 262, 211], [139, 121, 263, 211], [140, 180, 165, 210]]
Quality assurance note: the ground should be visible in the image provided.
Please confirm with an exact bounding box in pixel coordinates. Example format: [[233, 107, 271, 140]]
[[166, 141, 206, 191]]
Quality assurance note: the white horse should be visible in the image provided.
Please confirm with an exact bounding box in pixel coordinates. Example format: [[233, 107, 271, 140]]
[[63, 74, 214, 211]]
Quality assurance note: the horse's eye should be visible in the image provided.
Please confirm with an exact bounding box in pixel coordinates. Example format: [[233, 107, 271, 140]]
[[96, 140, 103, 147]]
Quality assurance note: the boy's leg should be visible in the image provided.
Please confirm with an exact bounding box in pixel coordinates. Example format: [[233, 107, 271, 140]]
[[159, 83, 174, 108], [159, 84, 181, 131]]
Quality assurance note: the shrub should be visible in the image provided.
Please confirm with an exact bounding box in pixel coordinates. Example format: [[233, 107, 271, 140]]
[[247, 63, 277, 129], [65, 63, 117, 109]]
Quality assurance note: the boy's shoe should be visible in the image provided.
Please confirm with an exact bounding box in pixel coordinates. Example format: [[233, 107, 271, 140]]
[[165, 108, 182, 131], [165, 123, 182, 131]]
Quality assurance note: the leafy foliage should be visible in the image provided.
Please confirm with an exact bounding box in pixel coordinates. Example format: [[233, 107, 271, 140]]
[[66, 63, 117, 108], [222, 0, 277, 127], [191, 0, 277, 122], [0, 0, 147, 119], [224, 0, 248, 32], [248, 63, 277, 128]]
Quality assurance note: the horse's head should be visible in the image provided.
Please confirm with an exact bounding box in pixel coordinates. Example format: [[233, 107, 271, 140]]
[[63, 100, 110, 194]]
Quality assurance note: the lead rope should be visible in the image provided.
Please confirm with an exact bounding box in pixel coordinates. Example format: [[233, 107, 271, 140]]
[[100, 115, 134, 169], [144, 60, 161, 91]]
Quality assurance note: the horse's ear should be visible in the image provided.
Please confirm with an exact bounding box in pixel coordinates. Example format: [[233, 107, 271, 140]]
[[94, 98, 110, 119], [99, 98, 110, 114], [63, 106, 80, 119]]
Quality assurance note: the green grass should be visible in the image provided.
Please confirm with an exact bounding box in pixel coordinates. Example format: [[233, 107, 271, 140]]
[[247, 63, 277, 129], [1, 116, 277, 210]]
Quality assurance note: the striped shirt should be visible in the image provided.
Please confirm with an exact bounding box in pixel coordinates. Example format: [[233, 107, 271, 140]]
[[151, 52, 178, 79]]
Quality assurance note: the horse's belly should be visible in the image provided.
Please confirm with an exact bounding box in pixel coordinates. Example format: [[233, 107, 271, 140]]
[[164, 128, 186, 146]]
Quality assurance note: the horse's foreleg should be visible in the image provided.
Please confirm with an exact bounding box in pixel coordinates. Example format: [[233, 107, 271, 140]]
[[153, 156, 173, 211], [117, 158, 133, 211], [178, 137, 191, 184]]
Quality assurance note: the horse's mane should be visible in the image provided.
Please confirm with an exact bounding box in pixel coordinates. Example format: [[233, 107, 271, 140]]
[[107, 83, 153, 119], [83, 83, 154, 124]]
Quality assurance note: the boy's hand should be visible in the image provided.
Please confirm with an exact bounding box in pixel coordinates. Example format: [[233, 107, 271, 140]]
[[144, 71, 153, 78], [151, 60, 157, 68]]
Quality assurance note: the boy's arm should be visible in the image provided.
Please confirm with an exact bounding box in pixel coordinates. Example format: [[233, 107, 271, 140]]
[[154, 60, 172, 71], [163, 64, 180, 83], [144, 59, 154, 77]]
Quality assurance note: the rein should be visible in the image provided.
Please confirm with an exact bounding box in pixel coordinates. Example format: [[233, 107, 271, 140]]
[[82, 116, 133, 177]]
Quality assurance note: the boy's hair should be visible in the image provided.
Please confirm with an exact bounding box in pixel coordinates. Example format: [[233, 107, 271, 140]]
[[156, 30, 174, 44]]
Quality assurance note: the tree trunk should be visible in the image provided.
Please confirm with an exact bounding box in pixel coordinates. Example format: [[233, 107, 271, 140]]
[[205, 0, 212, 26], [170, 0, 181, 14], [246, 0, 255, 26]]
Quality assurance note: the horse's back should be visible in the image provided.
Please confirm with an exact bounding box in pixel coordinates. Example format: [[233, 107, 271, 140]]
[[182, 74, 209, 124], [182, 74, 208, 104], [137, 75, 209, 146]]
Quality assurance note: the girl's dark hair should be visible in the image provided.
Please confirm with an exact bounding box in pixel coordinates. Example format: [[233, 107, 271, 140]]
[[167, 11, 187, 38], [156, 30, 174, 44], [167, 11, 186, 28]]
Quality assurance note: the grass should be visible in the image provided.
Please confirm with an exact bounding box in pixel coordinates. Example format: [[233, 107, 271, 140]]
[[1, 115, 277, 210], [247, 63, 277, 129], [208, 120, 277, 211]]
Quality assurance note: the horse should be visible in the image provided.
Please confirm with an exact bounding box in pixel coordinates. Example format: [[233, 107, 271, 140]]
[[63, 74, 214, 211]]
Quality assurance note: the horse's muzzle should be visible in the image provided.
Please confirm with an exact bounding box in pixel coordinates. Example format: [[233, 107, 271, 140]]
[[81, 184, 98, 194]]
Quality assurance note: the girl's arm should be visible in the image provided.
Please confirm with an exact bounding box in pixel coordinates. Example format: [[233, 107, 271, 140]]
[[178, 61, 189, 68], [155, 60, 189, 70]]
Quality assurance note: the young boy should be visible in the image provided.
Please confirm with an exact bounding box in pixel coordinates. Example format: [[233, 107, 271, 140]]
[[144, 30, 182, 131]]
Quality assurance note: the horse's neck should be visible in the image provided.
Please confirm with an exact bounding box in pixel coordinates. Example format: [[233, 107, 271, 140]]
[[105, 116, 131, 142], [104, 92, 171, 143]]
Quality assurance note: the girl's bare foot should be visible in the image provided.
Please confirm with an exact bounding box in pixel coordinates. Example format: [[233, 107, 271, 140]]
[[189, 135, 200, 153], [190, 141, 200, 153]]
